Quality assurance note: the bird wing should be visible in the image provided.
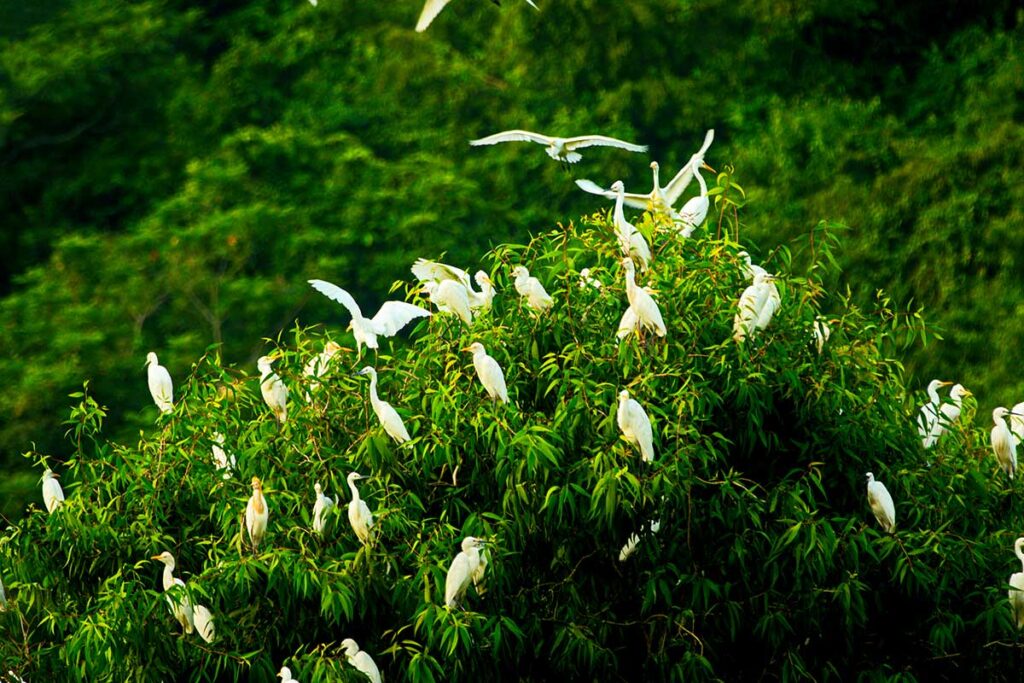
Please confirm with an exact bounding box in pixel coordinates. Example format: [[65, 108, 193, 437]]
[[309, 280, 363, 321], [370, 301, 432, 336], [353, 651, 382, 683], [664, 131, 715, 205], [416, 0, 454, 32], [411, 259, 472, 288], [358, 500, 374, 529], [469, 130, 552, 147], [575, 179, 649, 209], [562, 135, 647, 153], [445, 552, 471, 605]]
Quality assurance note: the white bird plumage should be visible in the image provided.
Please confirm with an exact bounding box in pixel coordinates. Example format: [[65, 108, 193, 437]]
[[0, 572, 6, 611], [991, 407, 1018, 479], [416, 0, 538, 32], [578, 268, 602, 290], [41, 468, 64, 514], [145, 352, 173, 414], [445, 536, 485, 608], [865, 472, 895, 533], [246, 477, 269, 551], [617, 389, 655, 463], [347, 472, 374, 545], [1009, 538, 1024, 629], [312, 482, 335, 535], [211, 432, 236, 479], [733, 269, 777, 343], [356, 366, 412, 444], [925, 383, 971, 447], [411, 259, 494, 311], [675, 157, 715, 237], [341, 638, 383, 683], [463, 342, 509, 403], [511, 265, 553, 313], [611, 181, 651, 270], [309, 279, 431, 355], [257, 356, 289, 424], [469, 129, 646, 164], [917, 379, 951, 448], [193, 604, 215, 643], [812, 317, 831, 355], [619, 518, 662, 562], [303, 340, 341, 400], [151, 551, 194, 635], [1010, 402, 1024, 444], [278, 666, 299, 683], [621, 258, 665, 338]]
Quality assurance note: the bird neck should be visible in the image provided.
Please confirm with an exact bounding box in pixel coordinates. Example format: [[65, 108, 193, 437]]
[[694, 165, 708, 196], [367, 373, 380, 404], [162, 564, 175, 589], [348, 479, 360, 500], [252, 491, 265, 514], [928, 386, 941, 404], [613, 187, 626, 224], [651, 165, 661, 192]]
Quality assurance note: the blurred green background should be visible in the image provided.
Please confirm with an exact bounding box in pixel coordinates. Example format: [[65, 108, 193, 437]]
[[1, 0, 1021, 520]]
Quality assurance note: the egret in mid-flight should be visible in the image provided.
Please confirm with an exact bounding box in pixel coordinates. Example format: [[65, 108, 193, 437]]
[[416, 0, 538, 32], [511, 266, 553, 314], [347, 472, 374, 545], [617, 389, 655, 463], [309, 279, 431, 355], [469, 129, 647, 164], [621, 258, 666, 338], [151, 551, 194, 634], [193, 604, 215, 643], [355, 366, 412, 444], [312, 482, 334, 535], [246, 477, 269, 551], [41, 468, 64, 514], [258, 356, 289, 423], [991, 407, 1019, 479], [865, 472, 895, 533], [611, 181, 651, 271], [411, 259, 494, 310], [445, 536, 486, 608], [341, 638, 382, 683], [145, 352, 173, 414], [1009, 538, 1024, 629], [463, 342, 509, 403]]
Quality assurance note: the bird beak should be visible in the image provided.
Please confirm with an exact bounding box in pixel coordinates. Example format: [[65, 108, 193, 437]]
[[460, 347, 472, 353], [150, 554, 161, 560], [702, 162, 716, 173], [938, 381, 953, 387]]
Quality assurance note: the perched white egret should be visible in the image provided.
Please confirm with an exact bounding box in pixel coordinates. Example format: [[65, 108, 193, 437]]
[[617, 389, 655, 463], [917, 379, 952, 448], [1009, 538, 1024, 629], [150, 551, 194, 634], [416, 0, 537, 32], [732, 269, 776, 343], [674, 157, 715, 236], [211, 432, 236, 479], [511, 265, 553, 313], [41, 468, 64, 514], [1010, 402, 1024, 443], [420, 279, 473, 325], [246, 477, 269, 551], [346, 472, 374, 545], [621, 258, 666, 338], [145, 352, 174, 414], [611, 181, 651, 271], [472, 546, 489, 589], [865, 472, 895, 533], [257, 356, 289, 424], [992, 407, 1019, 479], [445, 536, 485, 608], [616, 306, 640, 341], [619, 518, 662, 562], [341, 638, 383, 683], [924, 383, 972, 446], [309, 279, 431, 355], [578, 268, 602, 290], [303, 341, 342, 399], [411, 259, 494, 311], [278, 666, 299, 683], [193, 604, 215, 643], [462, 342, 509, 403], [355, 366, 412, 444], [469, 129, 646, 164], [312, 482, 335, 535], [812, 317, 831, 355]]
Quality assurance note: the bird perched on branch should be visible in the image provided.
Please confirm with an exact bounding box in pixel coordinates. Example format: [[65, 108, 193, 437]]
[[341, 638, 382, 683], [355, 366, 412, 444], [511, 265, 553, 314], [246, 477, 269, 552], [145, 352, 173, 414], [617, 389, 655, 463], [41, 468, 64, 514], [312, 482, 334, 535], [258, 356, 288, 424], [865, 472, 895, 533], [463, 342, 509, 403], [150, 551, 194, 635], [445, 536, 486, 608], [620, 258, 665, 338], [347, 472, 374, 545]]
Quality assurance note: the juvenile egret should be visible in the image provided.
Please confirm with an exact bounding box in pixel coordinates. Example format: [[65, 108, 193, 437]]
[[619, 518, 662, 562], [211, 432, 236, 479], [469, 129, 646, 164], [617, 389, 655, 463], [462, 342, 509, 403], [925, 383, 972, 446], [41, 468, 64, 514], [193, 604, 215, 643], [1010, 538, 1024, 629], [416, 0, 537, 32], [511, 266, 553, 314], [341, 638, 383, 683], [865, 472, 895, 533], [303, 341, 341, 399], [312, 482, 335, 534], [145, 352, 173, 414], [246, 477, 269, 551], [732, 270, 775, 343], [445, 537, 485, 608], [411, 259, 494, 311], [150, 551, 194, 634], [917, 379, 952, 448], [278, 666, 299, 683], [257, 356, 289, 423], [611, 181, 651, 271], [347, 472, 374, 545], [621, 258, 666, 338], [812, 317, 831, 355], [420, 279, 473, 325], [991, 407, 1018, 479], [578, 268, 602, 290], [355, 366, 412, 444], [309, 279, 431, 355]]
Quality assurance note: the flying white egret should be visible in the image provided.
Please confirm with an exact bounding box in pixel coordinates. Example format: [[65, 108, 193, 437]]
[[619, 518, 662, 562], [578, 268, 602, 290], [469, 129, 646, 164], [257, 356, 289, 423], [193, 604, 215, 643], [925, 383, 972, 446], [211, 432, 236, 479], [246, 477, 269, 551], [312, 482, 335, 535], [150, 551, 194, 635], [420, 279, 473, 325], [611, 181, 651, 270], [463, 342, 509, 403], [411, 259, 494, 311], [511, 265, 553, 313], [812, 317, 831, 355], [346, 472, 374, 545], [341, 638, 383, 683], [675, 157, 715, 237], [732, 269, 775, 343], [917, 379, 952, 448], [445, 536, 485, 608], [1010, 538, 1024, 629], [991, 407, 1019, 479], [145, 352, 173, 414], [309, 279, 431, 355], [278, 666, 299, 683], [617, 389, 655, 463], [355, 366, 412, 444], [416, 0, 538, 32], [41, 468, 64, 514], [865, 472, 895, 533], [303, 341, 341, 399], [621, 258, 666, 338]]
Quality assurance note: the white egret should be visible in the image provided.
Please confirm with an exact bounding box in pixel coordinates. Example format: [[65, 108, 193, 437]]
[[812, 317, 831, 355], [865, 472, 895, 533], [578, 268, 602, 290], [150, 551, 194, 635], [312, 482, 335, 534], [211, 432, 236, 479], [925, 383, 972, 446], [462, 342, 509, 403], [621, 258, 666, 338], [1011, 402, 1024, 443], [511, 265, 553, 314], [411, 259, 494, 311], [41, 468, 64, 514], [145, 352, 173, 414], [732, 269, 775, 343], [611, 181, 651, 271], [469, 129, 646, 164], [257, 356, 289, 424], [420, 279, 473, 325], [0, 573, 6, 610], [278, 666, 299, 683], [445, 536, 485, 608], [341, 638, 383, 683], [246, 477, 269, 551], [355, 366, 412, 444], [1010, 538, 1024, 629], [193, 604, 215, 643], [619, 518, 662, 562], [347, 472, 374, 545], [309, 279, 431, 355], [303, 341, 341, 399], [991, 407, 1019, 479], [675, 157, 715, 237], [616, 306, 640, 341], [617, 389, 655, 463], [416, 0, 538, 32], [472, 546, 489, 589], [917, 379, 952, 448]]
